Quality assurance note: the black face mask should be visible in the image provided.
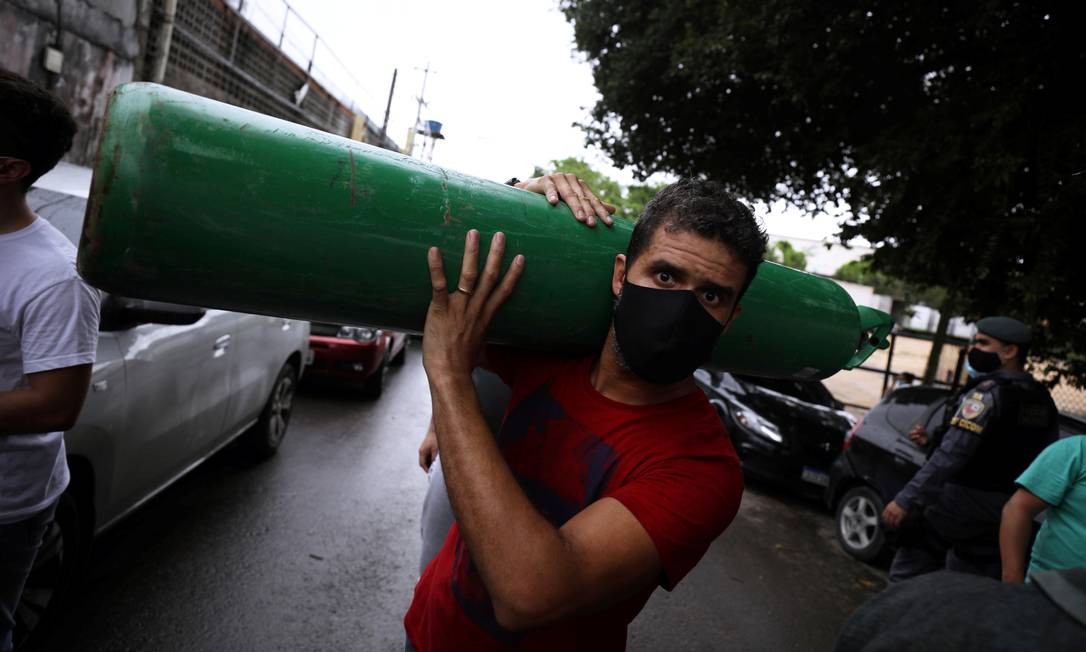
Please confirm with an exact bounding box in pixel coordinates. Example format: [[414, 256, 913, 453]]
[[613, 280, 726, 385], [967, 347, 1002, 375]]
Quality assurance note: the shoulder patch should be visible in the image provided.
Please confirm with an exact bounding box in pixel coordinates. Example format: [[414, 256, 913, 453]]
[[950, 389, 996, 436], [960, 398, 987, 421]]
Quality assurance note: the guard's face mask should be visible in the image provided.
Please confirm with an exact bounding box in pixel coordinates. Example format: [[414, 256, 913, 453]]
[[612, 280, 727, 385], [966, 346, 1002, 376]]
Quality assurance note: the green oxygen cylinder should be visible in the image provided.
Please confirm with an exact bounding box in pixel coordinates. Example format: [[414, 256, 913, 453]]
[[78, 83, 890, 380]]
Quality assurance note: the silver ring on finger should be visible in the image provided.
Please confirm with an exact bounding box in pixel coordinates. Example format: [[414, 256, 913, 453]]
[[457, 285, 474, 296]]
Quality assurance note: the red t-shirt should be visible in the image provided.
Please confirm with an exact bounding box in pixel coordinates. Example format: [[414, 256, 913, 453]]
[[404, 352, 743, 651]]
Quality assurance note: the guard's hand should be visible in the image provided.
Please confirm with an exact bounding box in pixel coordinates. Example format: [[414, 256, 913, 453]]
[[881, 501, 906, 530], [516, 173, 616, 227], [423, 230, 525, 381], [418, 423, 439, 472], [907, 425, 929, 447]]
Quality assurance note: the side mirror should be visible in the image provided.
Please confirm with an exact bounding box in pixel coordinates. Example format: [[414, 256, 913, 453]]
[[100, 295, 206, 331]]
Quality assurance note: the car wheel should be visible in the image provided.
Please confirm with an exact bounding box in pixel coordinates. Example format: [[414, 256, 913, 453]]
[[243, 362, 298, 459], [390, 340, 406, 366], [14, 491, 86, 650], [836, 485, 887, 562], [361, 355, 388, 398]]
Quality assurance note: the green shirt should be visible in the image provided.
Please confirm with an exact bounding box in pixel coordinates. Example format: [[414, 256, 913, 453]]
[[1016, 435, 1086, 577]]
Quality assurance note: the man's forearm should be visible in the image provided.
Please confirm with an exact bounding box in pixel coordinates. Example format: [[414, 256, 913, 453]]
[[0, 388, 71, 435], [1000, 492, 1042, 583], [895, 428, 976, 509], [429, 372, 579, 627]]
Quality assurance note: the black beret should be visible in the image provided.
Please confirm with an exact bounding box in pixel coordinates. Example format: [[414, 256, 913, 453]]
[[976, 316, 1031, 345]]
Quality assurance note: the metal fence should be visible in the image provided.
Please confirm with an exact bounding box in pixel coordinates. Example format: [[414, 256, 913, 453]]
[[1049, 381, 1086, 421], [827, 328, 1086, 420], [224, 0, 384, 118], [146, 0, 397, 148]]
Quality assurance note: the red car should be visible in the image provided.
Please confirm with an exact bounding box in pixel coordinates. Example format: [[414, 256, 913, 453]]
[[306, 322, 408, 396]]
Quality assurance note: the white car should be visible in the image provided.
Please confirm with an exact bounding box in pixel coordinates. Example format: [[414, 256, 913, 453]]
[[13, 164, 310, 648]]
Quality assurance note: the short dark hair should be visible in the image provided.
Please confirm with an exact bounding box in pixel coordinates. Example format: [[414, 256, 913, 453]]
[[627, 178, 768, 296], [0, 69, 77, 191]]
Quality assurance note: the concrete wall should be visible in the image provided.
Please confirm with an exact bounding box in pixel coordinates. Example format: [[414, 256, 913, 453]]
[[0, 0, 150, 164], [147, 0, 398, 150], [2, 0, 398, 166], [902, 305, 976, 339]]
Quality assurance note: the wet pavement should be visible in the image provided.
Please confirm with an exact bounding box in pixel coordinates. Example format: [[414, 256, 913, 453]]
[[39, 341, 885, 651]]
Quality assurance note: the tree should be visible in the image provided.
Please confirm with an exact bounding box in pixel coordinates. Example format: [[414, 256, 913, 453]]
[[833, 259, 940, 303], [834, 260, 884, 289], [834, 260, 951, 381], [533, 157, 663, 220], [766, 241, 807, 271], [560, 1, 1086, 386]]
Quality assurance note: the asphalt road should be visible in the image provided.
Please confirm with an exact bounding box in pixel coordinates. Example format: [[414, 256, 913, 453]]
[[39, 341, 886, 651]]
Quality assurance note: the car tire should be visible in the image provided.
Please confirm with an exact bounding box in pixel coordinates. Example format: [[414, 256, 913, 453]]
[[14, 490, 86, 650], [390, 340, 406, 367], [836, 485, 888, 563], [361, 355, 388, 398], [243, 362, 298, 459]]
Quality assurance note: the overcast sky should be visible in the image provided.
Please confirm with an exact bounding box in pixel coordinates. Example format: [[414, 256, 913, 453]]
[[253, 0, 848, 243]]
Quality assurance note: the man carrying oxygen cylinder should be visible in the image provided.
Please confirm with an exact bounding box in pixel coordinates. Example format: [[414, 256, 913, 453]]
[[880, 316, 1058, 582], [405, 178, 766, 651]]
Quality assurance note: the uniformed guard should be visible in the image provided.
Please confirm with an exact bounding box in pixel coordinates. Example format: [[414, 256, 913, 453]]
[[881, 316, 1059, 582]]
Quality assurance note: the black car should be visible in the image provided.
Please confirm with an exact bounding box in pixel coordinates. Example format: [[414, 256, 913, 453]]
[[826, 384, 1086, 563], [694, 369, 857, 496]]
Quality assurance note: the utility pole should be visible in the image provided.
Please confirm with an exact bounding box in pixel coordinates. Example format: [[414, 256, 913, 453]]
[[380, 68, 397, 145], [406, 62, 435, 157]]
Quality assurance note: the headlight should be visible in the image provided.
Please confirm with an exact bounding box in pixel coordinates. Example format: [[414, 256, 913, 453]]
[[733, 404, 783, 444], [337, 326, 378, 343]]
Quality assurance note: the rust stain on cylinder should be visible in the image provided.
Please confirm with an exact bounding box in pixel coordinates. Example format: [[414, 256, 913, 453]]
[[349, 148, 357, 208]]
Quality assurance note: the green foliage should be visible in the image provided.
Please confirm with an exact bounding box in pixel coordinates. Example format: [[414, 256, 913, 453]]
[[534, 157, 663, 220], [833, 260, 882, 287], [834, 259, 946, 309], [766, 241, 807, 271], [561, 0, 1086, 386]]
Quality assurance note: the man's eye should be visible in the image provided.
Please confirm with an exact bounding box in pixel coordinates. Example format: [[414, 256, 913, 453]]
[[704, 291, 719, 304], [656, 272, 673, 284]]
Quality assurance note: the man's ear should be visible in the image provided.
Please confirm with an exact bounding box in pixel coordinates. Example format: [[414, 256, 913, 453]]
[[0, 158, 32, 185], [611, 254, 626, 297], [723, 303, 743, 333], [1000, 343, 1019, 365]]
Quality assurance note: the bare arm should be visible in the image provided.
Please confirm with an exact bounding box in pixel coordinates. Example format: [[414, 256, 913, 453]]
[[418, 417, 438, 472], [0, 364, 93, 435], [423, 230, 660, 631], [1000, 488, 1049, 583], [883, 426, 980, 528], [430, 373, 660, 630]]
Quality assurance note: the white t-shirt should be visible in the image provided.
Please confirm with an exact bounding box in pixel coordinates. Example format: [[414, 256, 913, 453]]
[[0, 216, 100, 523]]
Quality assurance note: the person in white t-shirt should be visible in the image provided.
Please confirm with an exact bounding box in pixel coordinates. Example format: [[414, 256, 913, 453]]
[[0, 69, 100, 652]]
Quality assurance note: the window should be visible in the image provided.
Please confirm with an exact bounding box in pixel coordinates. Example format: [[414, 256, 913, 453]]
[[884, 388, 951, 435]]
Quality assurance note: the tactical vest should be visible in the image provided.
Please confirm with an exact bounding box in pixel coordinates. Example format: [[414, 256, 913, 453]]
[[951, 373, 1059, 494]]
